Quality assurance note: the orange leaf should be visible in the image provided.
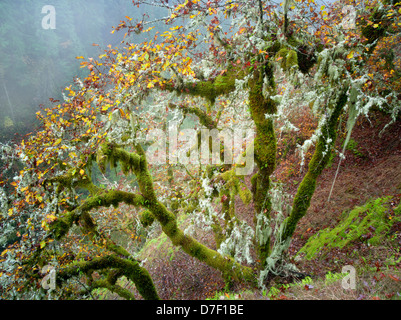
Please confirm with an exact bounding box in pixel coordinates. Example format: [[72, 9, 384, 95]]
[[347, 51, 354, 59], [388, 274, 400, 281]]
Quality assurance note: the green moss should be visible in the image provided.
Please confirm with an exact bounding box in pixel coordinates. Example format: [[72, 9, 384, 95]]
[[50, 217, 71, 240], [247, 66, 278, 266], [139, 209, 155, 227], [58, 254, 160, 299], [276, 48, 298, 71], [281, 90, 348, 243], [286, 50, 298, 70], [168, 67, 242, 105], [395, 203, 401, 216], [299, 197, 400, 260]]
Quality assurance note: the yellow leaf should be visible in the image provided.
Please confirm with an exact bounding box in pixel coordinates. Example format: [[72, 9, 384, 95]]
[[347, 51, 354, 59], [80, 169, 85, 176], [46, 214, 57, 222], [54, 138, 62, 146], [40, 240, 46, 249], [147, 82, 155, 89]]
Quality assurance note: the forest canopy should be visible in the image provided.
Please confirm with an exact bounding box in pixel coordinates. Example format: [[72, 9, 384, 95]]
[[0, 0, 400, 300]]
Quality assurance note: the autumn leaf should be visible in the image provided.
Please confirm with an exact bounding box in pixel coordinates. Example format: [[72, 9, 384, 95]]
[[388, 274, 400, 281], [347, 51, 354, 59]]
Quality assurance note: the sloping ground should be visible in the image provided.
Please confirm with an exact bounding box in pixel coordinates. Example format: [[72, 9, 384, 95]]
[[281, 111, 401, 298], [291, 111, 401, 248]]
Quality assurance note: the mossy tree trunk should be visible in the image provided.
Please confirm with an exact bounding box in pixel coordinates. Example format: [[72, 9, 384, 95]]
[[280, 89, 349, 246], [248, 64, 277, 268]]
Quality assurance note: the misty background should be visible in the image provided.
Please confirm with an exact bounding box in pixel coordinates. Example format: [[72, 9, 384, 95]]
[[0, 0, 335, 143], [0, 0, 168, 142]]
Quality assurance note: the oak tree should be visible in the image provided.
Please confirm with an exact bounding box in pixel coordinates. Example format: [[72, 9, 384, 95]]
[[0, 0, 400, 299]]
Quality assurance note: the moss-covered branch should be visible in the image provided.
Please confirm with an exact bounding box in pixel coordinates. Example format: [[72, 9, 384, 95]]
[[91, 279, 136, 300], [168, 102, 217, 129], [248, 64, 277, 266], [50, 189, 145, 241], [163, 67, 244, 104], [281, 89, 348, 243], [101, 143, 257, 285], [57, 254, 159, 300]]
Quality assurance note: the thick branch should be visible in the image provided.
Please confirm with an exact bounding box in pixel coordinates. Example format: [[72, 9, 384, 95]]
[[281, 88, 348, 243], [248, 64, 277, 266], [57, 254, 159, 300], [168, 102, 217, 129], [104, 143, 257, 285], [163, 67, 243, 104], [91, 279, 136, 300]]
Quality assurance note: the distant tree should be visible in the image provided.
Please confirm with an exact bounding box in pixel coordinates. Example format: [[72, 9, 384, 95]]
[[0, 0, 400, 299]]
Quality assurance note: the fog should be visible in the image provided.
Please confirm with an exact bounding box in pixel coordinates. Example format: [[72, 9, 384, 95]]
[[0, 0, 337, 142], [0, 0, 167, 142]]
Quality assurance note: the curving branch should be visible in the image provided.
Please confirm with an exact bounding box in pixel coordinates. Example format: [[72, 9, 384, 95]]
[[163, 67, 244, 105], [99, 142, 256, 285], [57, 254, 159, 300]]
